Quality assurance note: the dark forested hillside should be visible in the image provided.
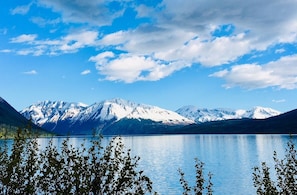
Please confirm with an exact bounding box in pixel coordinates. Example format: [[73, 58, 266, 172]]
[[0, 97, 51, 137]]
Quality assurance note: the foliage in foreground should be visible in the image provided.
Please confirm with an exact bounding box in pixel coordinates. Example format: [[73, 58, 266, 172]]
[[178, 158, 213, 195], [2, 127, 297, 195], [0, 129, 155, 194], [253, 139, 297, 195]]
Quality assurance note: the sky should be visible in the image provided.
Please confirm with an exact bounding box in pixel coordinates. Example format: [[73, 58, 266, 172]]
[[1, 0, 297, 112]]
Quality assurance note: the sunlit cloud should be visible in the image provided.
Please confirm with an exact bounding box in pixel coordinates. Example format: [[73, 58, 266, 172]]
[[210, 54, 297, 89], [89, 52, 187, 83]]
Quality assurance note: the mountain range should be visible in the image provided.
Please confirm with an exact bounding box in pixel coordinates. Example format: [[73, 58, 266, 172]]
[[20, 98, 283, 135], [1, 96, 295, 136], [20, 98, 193, 135]]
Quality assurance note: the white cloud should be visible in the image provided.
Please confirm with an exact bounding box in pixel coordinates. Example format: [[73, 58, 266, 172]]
[[59, 31, 98, 52], [155, 33, 251, 67], [10, 30, 99, 55], [10, 34, 38, 43], [100, 27, 196, 55], [211, 55, 297, 89], [158, 0, 297, 46], [95, 27, 252, 81], [89, 52, 186, 83], [93, 0, 297, 82], [23, 70, 38, 75], [8, 0, 297, 85], [10, 3, 32, 15], [16, 46, 45, 56], [81, 69, 91, 75]]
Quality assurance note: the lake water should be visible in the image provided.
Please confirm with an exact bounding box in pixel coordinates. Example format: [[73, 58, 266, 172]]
[[1, 134, 296, 194]]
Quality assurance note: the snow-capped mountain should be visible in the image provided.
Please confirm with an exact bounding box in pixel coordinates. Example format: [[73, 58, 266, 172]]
[[21, 100, 88, 126], [176, 106, 281, 123], [21, 98, 193, 135]]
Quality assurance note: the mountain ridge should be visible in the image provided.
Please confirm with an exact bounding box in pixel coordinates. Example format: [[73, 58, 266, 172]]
[[21, 98, 194, 135], [176, 105, 281, 123]]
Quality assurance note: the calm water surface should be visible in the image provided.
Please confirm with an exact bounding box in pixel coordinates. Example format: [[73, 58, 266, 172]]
[[116, 134, 296, 195], [2, 134, 296, 194]]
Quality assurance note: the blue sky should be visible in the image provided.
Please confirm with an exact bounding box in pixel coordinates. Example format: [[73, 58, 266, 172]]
[[1, 0, 297, 112]]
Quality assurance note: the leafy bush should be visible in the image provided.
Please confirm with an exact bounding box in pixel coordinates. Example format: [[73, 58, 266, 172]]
[[0, 129, 155, 194], [253, 140, 297, 195], [178, 158, 213, 195]]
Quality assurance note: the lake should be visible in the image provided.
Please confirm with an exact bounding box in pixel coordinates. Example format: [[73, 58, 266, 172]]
[[1, 134, 296, 194]]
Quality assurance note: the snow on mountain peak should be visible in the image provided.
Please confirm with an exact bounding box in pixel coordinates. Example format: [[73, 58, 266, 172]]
[[243, 106, 282, 119], [21, 98, 194, 126], [21, 98, 281, 130], [20, 100, 88, 125], [176, 105, 281, 123]]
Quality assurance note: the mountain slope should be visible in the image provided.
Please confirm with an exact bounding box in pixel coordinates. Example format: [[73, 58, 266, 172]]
[[21, 98, 194, 135], [0, 97, 50, 137], [176, 106, 281, 123], [177, 109, 297, 134]]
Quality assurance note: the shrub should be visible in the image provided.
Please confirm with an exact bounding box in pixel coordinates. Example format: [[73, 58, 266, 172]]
[[178, 158, 213, 195], [253, 139, 297, 195], [0, 129, 155, 194]]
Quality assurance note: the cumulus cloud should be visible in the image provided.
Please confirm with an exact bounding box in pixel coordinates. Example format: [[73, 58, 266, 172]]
[[55, 31, 99, 53], [8, 0, 297, 85], [157, 0, 297, 46], [210, 55, 297, 89], [91, 0, 297, 82], [89, 52, 186, 83], [155, 33, 251, 67]]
